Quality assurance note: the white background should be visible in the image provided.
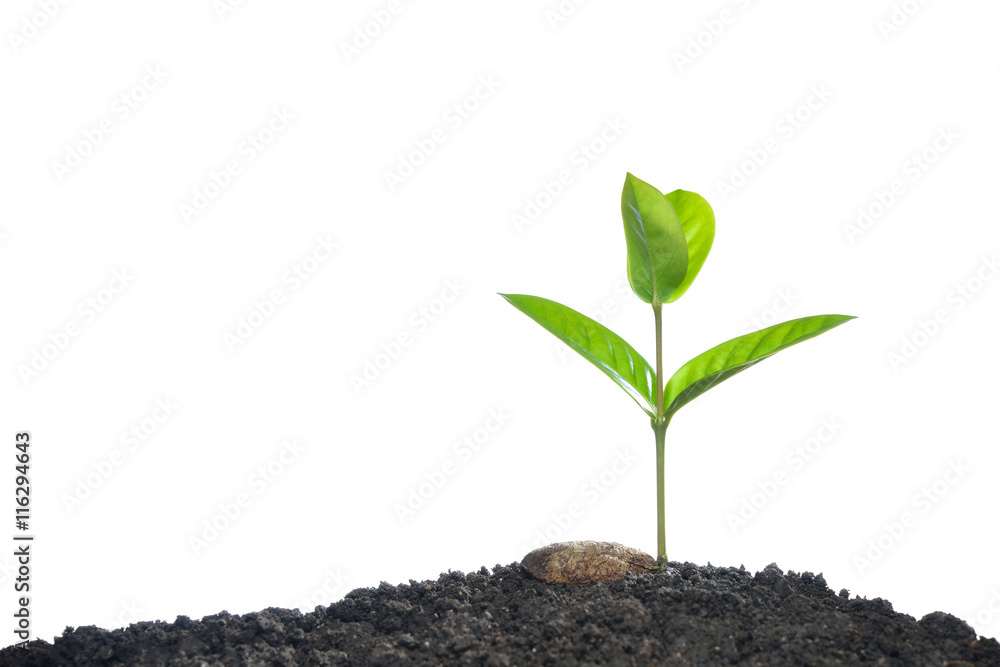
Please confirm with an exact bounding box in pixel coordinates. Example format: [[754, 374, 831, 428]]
[[2, 0, 998, 648]]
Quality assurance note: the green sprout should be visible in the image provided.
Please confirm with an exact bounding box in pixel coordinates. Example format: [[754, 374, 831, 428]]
[[500, 172, 855, 564]]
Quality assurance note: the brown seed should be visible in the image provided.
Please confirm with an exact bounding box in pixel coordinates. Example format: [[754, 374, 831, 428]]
[[520, 540, 658, 585]]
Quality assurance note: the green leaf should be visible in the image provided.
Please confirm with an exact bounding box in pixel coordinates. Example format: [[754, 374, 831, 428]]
[[663, 314, 856, 421], [664, 189, 715, 303], [499, 293, 656, 417], [621, 173, 689, 305]]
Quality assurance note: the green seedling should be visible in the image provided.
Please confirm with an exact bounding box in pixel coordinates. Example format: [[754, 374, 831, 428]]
[[500, 172, 855, 564]]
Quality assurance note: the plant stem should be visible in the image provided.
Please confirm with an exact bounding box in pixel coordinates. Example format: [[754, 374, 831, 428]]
[[652, 304, 667, 563], [654, 420, 667, 562]]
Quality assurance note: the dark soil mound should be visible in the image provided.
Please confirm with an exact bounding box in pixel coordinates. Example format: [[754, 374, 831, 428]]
[[3, 561, 996, 666]]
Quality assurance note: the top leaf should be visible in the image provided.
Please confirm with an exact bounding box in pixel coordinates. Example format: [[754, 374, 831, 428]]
[[663, 189, 715, 303], [621, 173, 689, 305]]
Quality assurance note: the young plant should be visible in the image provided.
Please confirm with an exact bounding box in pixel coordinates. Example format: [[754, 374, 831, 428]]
[[500, 173, 855, 564]]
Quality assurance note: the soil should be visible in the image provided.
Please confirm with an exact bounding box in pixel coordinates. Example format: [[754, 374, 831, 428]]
[[3, 561, 997, 666]]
